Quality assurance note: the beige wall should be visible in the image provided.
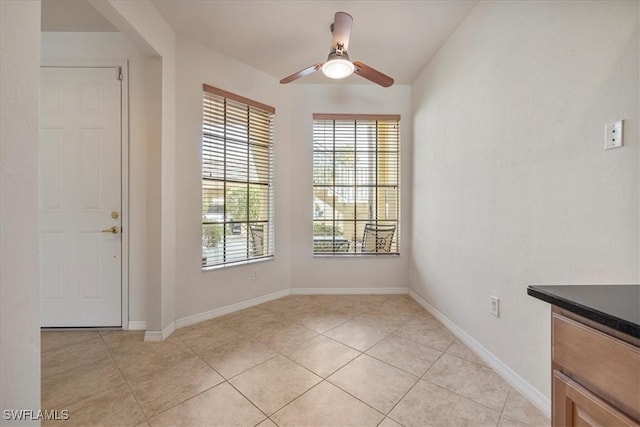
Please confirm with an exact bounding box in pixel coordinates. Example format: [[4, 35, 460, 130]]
[[174, 36, 294, 318], [410, 0, 639, 407], [0, 0, 42, 422]]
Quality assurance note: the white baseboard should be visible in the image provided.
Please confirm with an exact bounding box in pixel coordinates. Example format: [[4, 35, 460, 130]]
[[174, 288, 292, 329], [144, 330, 161, 341], [174, 287, 408, 332], [143, 289, 291, 340], [140, 287, 409, 339], [290, 287, 409, 295], [408, 289, 551, 417], [127, 321, 147, 330], [144, 321, 176, 342]]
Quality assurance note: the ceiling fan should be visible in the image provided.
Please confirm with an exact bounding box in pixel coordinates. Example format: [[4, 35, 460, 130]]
[[280, 12, 394, 87]]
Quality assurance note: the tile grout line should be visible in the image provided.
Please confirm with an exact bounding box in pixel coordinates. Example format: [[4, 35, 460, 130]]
[[122, 334, 237, 424], [97, 332, 149, 425], [172, 327, 243, 380], [224, 334, 332, 421], [265, 378, 326, 422], [321, 376, 389, 420], [317, 331, 370, 353], [392, 330, 455, 354], [500, 386, 514, 418], [364, 350, 437, 379], [381, 373, 422, 419], [41, 333, 125, 412], [224, 379, 271, 424], [496, 387, 539, 427], [319, 322, 397, 354], [224, 352, 281, 382], [142, 381, 229, 424], [40, 334, 111, 380], [314, 352, 398, 418], [40, 330, 100, 354], [385, 340, 502, 422], [420, 341, 513, 418], [301, 310, 439, 420], [421, 376, 506, 417], [169, 326, 276, 421], [275, 341, 389, 420]]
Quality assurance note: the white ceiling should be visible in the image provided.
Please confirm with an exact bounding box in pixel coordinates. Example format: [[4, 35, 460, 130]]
[[41, 0, 477, 86]]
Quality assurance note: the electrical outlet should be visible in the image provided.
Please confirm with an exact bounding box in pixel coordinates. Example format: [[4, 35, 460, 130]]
[[604, 120, 623, 150], [490, 296, 500, 317], [252, 269, 258, 281]]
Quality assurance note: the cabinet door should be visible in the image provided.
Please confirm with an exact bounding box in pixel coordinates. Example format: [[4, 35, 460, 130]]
[[552, 313, 640, 420], [553, 371, 639, 427]]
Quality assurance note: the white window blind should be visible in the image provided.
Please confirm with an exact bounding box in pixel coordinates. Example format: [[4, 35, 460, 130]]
[[313, 114, 400, 255], [202, 84, 274, 268]]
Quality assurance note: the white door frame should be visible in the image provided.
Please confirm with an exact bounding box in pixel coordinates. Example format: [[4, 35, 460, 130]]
[[40, 59, 130, 329]]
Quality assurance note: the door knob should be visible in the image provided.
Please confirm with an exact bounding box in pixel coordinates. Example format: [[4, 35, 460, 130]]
[[101, 226, 120, 234]]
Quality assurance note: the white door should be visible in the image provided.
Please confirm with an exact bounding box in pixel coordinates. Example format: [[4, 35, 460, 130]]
[[40, 67, 122, 327]]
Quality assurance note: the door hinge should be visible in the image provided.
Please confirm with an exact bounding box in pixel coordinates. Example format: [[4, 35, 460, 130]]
[[117, 67, 123, 81]]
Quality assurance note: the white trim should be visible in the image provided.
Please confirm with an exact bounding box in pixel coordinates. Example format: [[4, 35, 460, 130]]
[[39, 59, 131, 330], [174, 288, 291, 329], [290, 287, 409, 295], [126, 287, 409, 333], [157, 287, 407, 336], [408, 289, 551, 417], [120, 60, 130, 331], [144, 321, 175, 341], [127, 320, 147, 330], [202, 255, 274, 272], [143, 331, 161, 341], [145, 289, 291, 339]]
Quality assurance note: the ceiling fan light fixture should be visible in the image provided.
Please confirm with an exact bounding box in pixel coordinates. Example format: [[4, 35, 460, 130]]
[[322, 55, 354, 79]]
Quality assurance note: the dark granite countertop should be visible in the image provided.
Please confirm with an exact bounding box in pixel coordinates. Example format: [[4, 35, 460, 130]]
[[527, 285, 640, 339]]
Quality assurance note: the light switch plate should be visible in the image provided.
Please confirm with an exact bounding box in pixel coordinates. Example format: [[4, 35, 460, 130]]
[[605, 120, 623, 150], [490, 295, 499, 317]]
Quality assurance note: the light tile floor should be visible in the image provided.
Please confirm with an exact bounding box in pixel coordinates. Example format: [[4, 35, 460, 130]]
[[41, 295, 550, 427]]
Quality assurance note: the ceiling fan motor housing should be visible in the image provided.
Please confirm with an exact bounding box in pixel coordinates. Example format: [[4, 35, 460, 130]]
[[327, 50, 350, 62]]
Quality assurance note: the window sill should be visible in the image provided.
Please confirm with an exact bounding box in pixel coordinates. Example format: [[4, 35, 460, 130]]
[[202, 255, 274, 272], [313, 253, 400, 258]]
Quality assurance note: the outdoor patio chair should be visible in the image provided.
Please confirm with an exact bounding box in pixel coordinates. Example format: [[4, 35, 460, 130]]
[[249, 224, 264, 257], [362, 223, 396, 253]]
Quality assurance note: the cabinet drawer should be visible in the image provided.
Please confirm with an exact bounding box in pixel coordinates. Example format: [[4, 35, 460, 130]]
[[552, 313, 640, 421], [553, 371, 639, 427]]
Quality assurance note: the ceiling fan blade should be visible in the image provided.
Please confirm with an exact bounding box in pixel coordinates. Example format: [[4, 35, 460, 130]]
[[280, 63, 323, 84], [332, 12, 353, 52], [353, 61, 394, 87]]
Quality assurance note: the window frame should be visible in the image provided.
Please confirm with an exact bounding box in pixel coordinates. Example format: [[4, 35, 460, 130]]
[[201, 84, 275, 269], [312, 113, 401, 256]]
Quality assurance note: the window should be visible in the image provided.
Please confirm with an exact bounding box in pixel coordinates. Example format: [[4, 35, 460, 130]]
[[313, 114, 400, 255], [202, 84, 274, 268]]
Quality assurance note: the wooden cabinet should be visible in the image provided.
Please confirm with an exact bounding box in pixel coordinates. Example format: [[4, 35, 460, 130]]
[[553, 371, 637, 427], [551, 307, 640, 427]]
